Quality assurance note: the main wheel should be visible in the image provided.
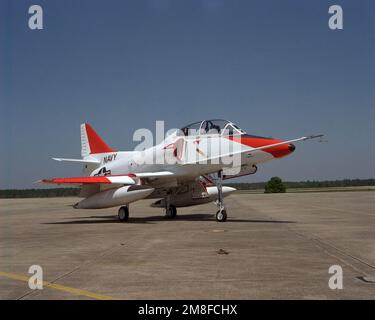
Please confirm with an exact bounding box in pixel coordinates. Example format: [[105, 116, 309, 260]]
[[165, 205, 177, 219], [118, 206, 129, 222], [216, 209, 227, 222]]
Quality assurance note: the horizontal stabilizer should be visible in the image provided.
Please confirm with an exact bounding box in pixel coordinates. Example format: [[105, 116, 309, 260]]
[[52, 158, 101, 164]]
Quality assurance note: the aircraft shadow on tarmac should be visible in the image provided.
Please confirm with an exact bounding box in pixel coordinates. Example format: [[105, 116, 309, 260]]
[[43, 214, 296, 225]]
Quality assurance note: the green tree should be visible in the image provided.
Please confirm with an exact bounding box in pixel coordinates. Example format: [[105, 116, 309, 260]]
[[264, 177, 286, 193]]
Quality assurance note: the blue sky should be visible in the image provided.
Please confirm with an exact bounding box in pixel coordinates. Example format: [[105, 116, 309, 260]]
[[1, 0, 374, 188]]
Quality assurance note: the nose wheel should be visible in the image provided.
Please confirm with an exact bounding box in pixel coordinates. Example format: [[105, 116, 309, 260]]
[[118, 205, 129, 222], [216, 208, 227, 222]]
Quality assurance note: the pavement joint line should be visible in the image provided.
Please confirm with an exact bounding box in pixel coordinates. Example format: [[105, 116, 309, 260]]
[[13, 237, 147, 300], [258, 202, 375, 274], [0, 270, 114, 300], [15, 241, 133, 300], [261, 209, 374, 277], [287, 227, 374, 276], [313, 237, 375, 271]]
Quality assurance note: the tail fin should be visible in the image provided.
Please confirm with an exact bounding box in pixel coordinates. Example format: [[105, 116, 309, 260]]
[[80, 123, 115, 157]]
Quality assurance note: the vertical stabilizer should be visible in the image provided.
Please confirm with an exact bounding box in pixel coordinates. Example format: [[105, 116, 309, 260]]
[[80, 123, 115, 158]]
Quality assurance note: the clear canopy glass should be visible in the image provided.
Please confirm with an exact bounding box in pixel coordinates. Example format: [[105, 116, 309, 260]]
[[180, 119, 245, 136]]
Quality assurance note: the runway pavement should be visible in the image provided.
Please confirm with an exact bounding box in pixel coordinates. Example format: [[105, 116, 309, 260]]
[[0, 191, 374, 299]]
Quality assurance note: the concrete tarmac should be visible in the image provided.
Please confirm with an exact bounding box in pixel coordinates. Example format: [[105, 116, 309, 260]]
[[0, 191, 374, 299]]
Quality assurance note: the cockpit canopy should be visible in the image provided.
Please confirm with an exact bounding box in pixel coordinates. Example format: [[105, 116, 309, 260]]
[[180, 119, 246, 136]]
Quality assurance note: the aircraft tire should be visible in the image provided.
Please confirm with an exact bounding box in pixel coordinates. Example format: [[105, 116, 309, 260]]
[[165, 205, 177, 219], [118, 206, 129, 222], [216, 209, 227, 222]]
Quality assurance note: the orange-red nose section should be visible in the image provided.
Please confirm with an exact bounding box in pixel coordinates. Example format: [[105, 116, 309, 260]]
[[229, 135, 296, 158], [264, 141, 295, 158]]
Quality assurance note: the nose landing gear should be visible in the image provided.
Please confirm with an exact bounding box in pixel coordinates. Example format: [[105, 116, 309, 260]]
[[215, 170, 228, 222]]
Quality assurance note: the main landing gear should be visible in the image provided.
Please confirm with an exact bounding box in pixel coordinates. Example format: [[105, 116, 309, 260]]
[[163, 193, 177, 219], [118, 205, 129, 222], [165, 204, 177, 219], [215, 170, 227, 222]]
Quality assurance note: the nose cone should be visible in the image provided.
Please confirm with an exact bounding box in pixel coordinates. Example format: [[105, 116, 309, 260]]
[[206, 186, 237, 197], [288, 144, 296, 153]]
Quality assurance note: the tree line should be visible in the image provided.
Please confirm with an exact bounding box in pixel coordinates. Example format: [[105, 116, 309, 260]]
[[227, 179, 375, 190], [0, 188, 80, 198]]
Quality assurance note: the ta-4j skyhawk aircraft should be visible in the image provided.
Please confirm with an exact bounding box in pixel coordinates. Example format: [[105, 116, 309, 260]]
[[41, 120, 322, 222]]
